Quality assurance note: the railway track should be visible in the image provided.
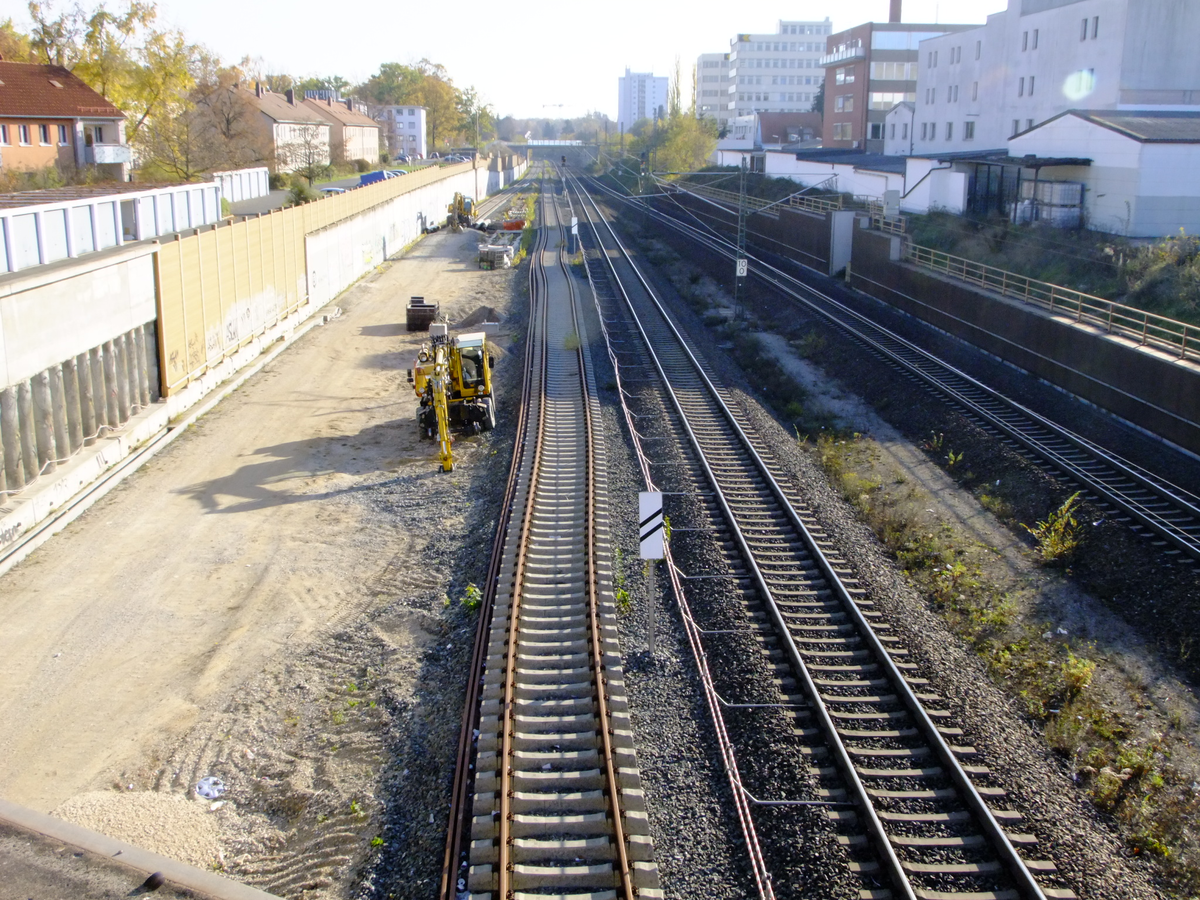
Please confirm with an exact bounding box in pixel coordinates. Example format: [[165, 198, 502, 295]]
[[441, 170, 661, 900], [595, 177, 1200, 564], [566, 170, 1074, 900]]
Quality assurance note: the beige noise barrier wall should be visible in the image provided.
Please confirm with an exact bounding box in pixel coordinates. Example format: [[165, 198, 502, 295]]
[[154, 162, 470, 396]]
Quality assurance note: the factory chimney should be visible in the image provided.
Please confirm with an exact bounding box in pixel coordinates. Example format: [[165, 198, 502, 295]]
[[889, 0, 901, 22]]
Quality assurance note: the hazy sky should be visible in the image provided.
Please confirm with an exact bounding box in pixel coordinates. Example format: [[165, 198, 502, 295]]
[[10, 0, 1008, 119]]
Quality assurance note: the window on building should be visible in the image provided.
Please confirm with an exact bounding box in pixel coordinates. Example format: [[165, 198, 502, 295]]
[[1033, 29, 1039, 49], [1092, 16, 1099, 38], [18, 124, 30, 144], [1022, 31, 1028, 51], [870, 122, 883, 140], [1081, 18, 1088, 41], [57, 124, 68, 144], [39, 123, 50, 144], [972, 81, 978, 101], [945, 122, 953, 140], [934, 50, 938, 67], [902, 123, 909, 140], [1029, 75, 1035, 95], [976, 40, 981, 60], [889, 123, 896, 139], [833, 122, 852, 141], [1012, 119, 1020, 136], [1018, 76, 1025, 97], [964, 121, 975, 140], [0, 124, 7, 144], [1027, 118, 1034, 130]]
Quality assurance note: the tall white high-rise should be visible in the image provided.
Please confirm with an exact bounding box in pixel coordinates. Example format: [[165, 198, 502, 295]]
[[696, 53, 732, 125], [617, 68, 669, 134], [726, 19, 833, 121]]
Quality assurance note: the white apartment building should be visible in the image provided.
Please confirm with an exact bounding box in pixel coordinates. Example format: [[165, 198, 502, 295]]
[[618, 69, 669, 134], [374, 105, 428, 159], [696, 53, 731, 124], [726, 19, 832, 121], [910, 0, 1200, 155]]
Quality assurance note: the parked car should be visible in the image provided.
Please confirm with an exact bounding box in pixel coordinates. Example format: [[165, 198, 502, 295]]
[[396, 154, 411, 164], [320, 186, 346, 195], [360, 170, 389, 186]]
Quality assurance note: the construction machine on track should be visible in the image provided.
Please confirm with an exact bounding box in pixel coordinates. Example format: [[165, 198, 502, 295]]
[[447, 193, 475, 232], [407, 323, 496, 472]]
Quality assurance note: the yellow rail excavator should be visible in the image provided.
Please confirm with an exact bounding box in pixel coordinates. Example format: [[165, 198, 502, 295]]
[[407, 323, 496, 472], [447, 193, 475, 232]]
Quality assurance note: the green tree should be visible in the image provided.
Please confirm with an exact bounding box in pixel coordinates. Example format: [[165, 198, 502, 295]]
[[0, 18, 32, 60], [810, 80, 825, 116]]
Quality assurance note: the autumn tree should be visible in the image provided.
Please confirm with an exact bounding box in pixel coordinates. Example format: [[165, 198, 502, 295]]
[[356, 59, 464, 151], [26, 1, 196, 148], [0, 18, 32, 60], [140, 57, 272, 180]]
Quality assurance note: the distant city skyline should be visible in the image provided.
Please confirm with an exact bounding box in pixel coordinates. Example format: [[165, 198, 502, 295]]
[[9, 0, 1008, 119]]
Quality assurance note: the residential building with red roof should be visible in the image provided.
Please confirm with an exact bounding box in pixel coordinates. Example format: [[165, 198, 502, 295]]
[[301, 95, 380, 164], [243, 83, 331, 173], [0, 60, 129, 179]]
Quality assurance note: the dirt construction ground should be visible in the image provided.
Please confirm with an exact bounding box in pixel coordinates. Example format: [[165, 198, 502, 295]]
[[0, 223, 524, 898]]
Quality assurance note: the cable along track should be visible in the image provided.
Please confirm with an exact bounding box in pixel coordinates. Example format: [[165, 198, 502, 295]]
[[454, 171, 661, 900], [615, 178, 1200, 563], [568, 173, 1075, 900]]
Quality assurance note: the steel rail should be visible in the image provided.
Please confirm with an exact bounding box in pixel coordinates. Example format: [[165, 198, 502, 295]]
[[438, 176, 548, 900], [496, 187, 554, 899], [461, 166, 652, 899], [604, 178, 1200, 562], [572, 174, 1052, 900], [565, 172, 780, 900], [563, 191, 637, 900]]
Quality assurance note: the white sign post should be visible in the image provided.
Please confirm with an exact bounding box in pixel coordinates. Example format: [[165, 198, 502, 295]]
[[736, 258, 748, 278], [639, 491, 664, 657]]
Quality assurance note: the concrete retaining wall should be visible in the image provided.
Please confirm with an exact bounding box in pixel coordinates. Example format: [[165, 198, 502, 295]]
[[651, 191, 836, 274], [850, 227, 1200, 455]]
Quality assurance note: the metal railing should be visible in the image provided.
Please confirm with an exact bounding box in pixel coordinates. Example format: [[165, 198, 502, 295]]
[[866, 201, 907, 235], [906, 243, 1200, 363], [677, 181, 844, 214]]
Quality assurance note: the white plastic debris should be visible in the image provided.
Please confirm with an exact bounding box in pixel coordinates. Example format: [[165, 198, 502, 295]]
[[196, 776, 226, 800]]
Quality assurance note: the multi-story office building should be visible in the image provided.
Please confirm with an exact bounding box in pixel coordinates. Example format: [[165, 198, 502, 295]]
[[819, 17, 975, 152], [617, 69, 669, 134], [912, 0, 1200, 155], [696, 53, 732, 125], [725, 19, 833, 121]]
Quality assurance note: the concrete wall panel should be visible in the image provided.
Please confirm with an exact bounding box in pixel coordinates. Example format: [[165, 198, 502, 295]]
[[850, 227, 1200, 454], [0, 249, 157, 388]]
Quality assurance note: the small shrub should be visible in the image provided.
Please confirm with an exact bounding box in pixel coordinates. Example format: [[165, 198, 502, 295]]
[[1022, 491, 1083, 564], [353, 158, 371, 173], [287, 183, 318, 205], [1062, 651, 1096, 697], [460, 583, 482, 612], [220, 197, 232, 218], [269, 171, 289, 190]]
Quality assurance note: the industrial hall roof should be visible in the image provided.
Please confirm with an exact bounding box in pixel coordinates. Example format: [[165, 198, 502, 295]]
[[1052, 110, 1200, 143], [0, 61, 124, 119]]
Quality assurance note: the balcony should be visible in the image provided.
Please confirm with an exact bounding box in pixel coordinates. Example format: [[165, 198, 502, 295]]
[[85, 143, 132, 165], [819, 43, 866, 67]]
